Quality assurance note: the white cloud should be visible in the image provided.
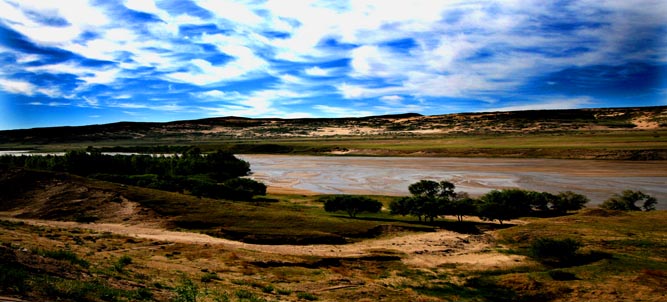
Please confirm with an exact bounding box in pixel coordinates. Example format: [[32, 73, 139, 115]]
[[283, 112, 315, 118], [196, 0, 263, 26], [167, 58, 257, 85], [485, 96, 594, 112], [36, 87, 69, 98], [313, 105, 374, 117], [166, 34, 269, 85], [304, 67, 330, 77], [337, 83, 406, 99], [82, 96, 99, 107], [379, 95, 403, 105], [0, 78, 35, 95], [194, 90, 243, 101], [0, 0, 109, 45], [25, 62, 121, 88], [108, 102, 148, 109], [79, 69, 119, 85], [123, 0, 161, 16]]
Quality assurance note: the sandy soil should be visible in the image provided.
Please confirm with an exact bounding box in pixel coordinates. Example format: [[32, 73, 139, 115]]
[[241, 155, 667, 209], [0, 214, 522, 268]]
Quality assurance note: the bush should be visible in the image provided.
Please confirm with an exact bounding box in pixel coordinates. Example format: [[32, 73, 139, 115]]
[[221, 178, 267, 201], [0, 264, 28, 293], [548, 269, 578, 281], [530, 238, 582, 265], [113, 255, 132, 272]]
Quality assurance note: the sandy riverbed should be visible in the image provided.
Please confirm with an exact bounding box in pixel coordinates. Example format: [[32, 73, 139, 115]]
[[239, 155, 667, 209]]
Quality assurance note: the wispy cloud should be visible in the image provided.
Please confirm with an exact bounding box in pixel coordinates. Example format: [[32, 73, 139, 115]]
[[0, 78, 35, 95], [486, 96, 595, 112]]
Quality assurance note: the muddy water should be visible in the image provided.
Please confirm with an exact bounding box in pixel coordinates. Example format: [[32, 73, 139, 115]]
[[239, 155, 667, 209]]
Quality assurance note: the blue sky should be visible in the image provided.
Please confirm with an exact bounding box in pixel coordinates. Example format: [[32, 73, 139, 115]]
[[1, 0, 666, 130]]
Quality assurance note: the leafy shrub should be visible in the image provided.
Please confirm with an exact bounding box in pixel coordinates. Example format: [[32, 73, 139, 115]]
[[0, 264, 28, 293], [113, 255, 133, 272], [548, 269, 578, 281]]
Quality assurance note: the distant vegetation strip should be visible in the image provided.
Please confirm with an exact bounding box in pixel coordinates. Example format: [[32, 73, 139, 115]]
[[1, 106, 666, 161], [0, 147, 266, 201]]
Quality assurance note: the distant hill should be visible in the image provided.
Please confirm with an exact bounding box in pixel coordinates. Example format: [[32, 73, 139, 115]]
[[1, 107, 665, 145]]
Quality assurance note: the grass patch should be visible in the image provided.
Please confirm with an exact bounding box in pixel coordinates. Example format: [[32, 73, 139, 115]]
[[200, 272, 221, 283], [0, 264, 29, 293], [296, 291, 318, 301], [36, 248, 90, 268], [41, 277, 144, 301], [172, 276, 198, 302], [117, 183, 433, 244], [112, 255, 133, 272]]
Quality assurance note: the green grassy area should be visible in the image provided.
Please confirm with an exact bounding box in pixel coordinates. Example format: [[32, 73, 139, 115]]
[[5, 130, 667, 160], [246, 130, 667, 151]]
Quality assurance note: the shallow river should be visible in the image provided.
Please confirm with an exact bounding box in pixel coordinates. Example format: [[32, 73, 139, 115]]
[[239, 155, 667, 209]]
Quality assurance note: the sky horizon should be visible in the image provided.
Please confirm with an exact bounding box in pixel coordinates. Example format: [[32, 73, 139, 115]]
[[1, 0, 666, 131]]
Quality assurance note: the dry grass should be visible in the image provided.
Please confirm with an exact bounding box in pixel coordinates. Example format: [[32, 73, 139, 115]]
[[3, 208, 666, 301]]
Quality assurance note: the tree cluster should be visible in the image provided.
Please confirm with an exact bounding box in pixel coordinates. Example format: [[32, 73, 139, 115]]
[[600, 190, 657, 211], [389, 180, 591, 224], [0, 148, 266, 201], [389, 180, 472, 222], [477, 189, 589, 224]]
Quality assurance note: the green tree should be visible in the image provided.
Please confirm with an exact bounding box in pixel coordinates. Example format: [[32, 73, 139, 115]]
[[447, 192, 477, 222], [389, 197, 415, 217], [322, 195, 382, 218], [600, 190, 657, 211], [551, 191, 589, 214], [389, 180, 459, 222], [221, 178, 267, 201], [477, 189, 532, 224], [408, 180, 456, 199]]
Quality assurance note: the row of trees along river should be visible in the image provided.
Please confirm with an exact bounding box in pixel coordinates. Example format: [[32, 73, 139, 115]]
[[0, 147, 266, 201], [321, 180, 657, 224], [0, 148, 658, 224]]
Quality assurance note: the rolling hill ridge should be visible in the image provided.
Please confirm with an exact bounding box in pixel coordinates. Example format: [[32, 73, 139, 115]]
[[1, 107, 665, 144]]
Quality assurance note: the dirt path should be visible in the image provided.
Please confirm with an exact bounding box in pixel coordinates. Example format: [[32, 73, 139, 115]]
[[0, 214, 522, 268]]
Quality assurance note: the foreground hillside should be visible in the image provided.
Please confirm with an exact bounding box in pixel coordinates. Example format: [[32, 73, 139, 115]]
[[1, 168, 666, 301]]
